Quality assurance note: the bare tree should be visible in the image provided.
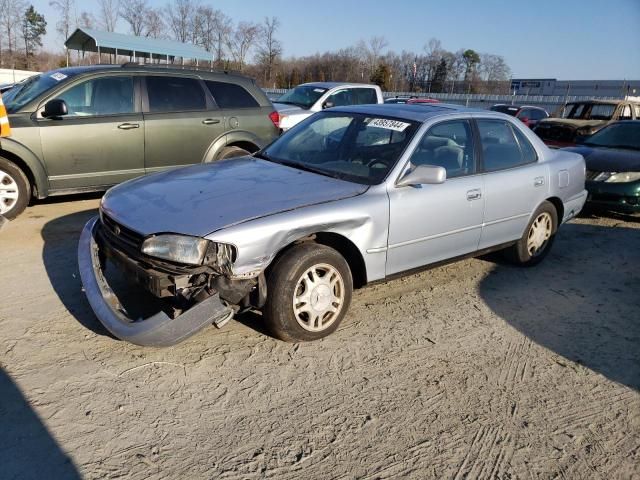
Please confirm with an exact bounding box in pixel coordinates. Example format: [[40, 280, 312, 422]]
[[144, 8, 165, 38], [226, 21, 259, 71], [120, 0, 147, 36], [98, 0, 120, 32], [1, 0, 26, 58], [50, 0, 76, 65], [256, 16, 282, 84], [166, 0, 198, 43], [212, 11, 232, 65], [78, 11, 96, 29]]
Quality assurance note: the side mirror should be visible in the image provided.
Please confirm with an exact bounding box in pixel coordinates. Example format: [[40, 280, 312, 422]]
[[42, 99, 68, 118], [322, 100, 334, 109], [396, 164, 447, 187]]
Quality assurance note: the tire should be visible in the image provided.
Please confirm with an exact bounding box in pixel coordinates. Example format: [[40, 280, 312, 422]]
[[263, 243, 353, 342], [505, 200, 558, 266], [0, 157, 30, 220], [217, 146, 251, 160]]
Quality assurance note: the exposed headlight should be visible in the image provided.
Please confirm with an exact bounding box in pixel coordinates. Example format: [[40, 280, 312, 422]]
[[604, 171, 640, 183], [142, 234, 210, 265]]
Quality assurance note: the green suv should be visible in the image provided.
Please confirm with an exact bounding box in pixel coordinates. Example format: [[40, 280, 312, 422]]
[[0, 64, 280, 219]]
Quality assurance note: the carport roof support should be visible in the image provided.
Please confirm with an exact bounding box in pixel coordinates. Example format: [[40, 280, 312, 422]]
[[65, 28, 213, 62]]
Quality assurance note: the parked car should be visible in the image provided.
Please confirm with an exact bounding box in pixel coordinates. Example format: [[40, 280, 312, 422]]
[[490, 104, 549, 128], [0, 64, 279, 219], [406, 97, 440, 105], [273, 82, 383, 131], [384, 96, 415, 104], [563, 121, 640, 214], [78, 103, 587, 346], [534, 99, 640, 147]]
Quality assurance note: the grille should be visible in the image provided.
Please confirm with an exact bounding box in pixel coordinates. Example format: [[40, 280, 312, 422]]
[[100, 211, 144, 251], [585, 170, 602, 181]]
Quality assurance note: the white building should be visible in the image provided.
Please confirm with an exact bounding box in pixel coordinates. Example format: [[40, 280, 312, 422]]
[[510, 78, 640, 98], [0, 68, 38, 85]]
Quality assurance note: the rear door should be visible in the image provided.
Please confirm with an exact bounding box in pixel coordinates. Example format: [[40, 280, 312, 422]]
[[38, 74, 144, 190], [142, 75, 226, 174], [475, 118, 548, 249]]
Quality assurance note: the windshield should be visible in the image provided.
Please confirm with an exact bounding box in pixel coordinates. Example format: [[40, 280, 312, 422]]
[[583, 123, 640, 150], [261, 112, 420, 185], [2, 70, 77, 113], [276, 85, 328, 109], [560, 102, 616, 120]]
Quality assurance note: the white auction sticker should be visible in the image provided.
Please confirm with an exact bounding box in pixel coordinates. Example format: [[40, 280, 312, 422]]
[[314, 88, 325, 93], [367, 118, 411, 132], [50, 72, 68, 81]]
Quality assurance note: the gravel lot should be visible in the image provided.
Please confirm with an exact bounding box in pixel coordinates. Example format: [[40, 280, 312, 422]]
[[1, 197, 639, 479]]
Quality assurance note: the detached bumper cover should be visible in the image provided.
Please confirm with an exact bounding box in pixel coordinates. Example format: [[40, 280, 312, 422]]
[[78, 216, 232, 347]]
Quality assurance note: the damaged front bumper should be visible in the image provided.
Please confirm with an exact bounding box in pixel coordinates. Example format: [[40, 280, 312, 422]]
[[78, 216, 233, 347]]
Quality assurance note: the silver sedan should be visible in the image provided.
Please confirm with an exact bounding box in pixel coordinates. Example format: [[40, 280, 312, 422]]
[[79, 104, 587, 346]]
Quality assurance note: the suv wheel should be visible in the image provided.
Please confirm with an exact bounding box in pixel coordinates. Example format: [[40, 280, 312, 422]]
[[218, 146, 251, 160], [264, 243, 353, 342], [0, 158, 30, 220]]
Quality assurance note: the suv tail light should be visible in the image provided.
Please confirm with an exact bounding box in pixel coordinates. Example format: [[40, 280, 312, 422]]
[[268, 111, 280, 128]]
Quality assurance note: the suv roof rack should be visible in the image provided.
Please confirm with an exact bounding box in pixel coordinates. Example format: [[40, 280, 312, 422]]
[[119, 62, 242, 75]]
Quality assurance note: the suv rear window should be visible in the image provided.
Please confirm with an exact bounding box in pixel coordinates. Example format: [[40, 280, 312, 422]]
[[146, 76, 207, 113], [205, 81, 259, 109]]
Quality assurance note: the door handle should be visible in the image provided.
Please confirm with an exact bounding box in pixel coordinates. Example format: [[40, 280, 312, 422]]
[[534, 176, 545, 187], [117, 123, 139, 130], [467, 189, 482, 201], [202, 118, 221, 125]]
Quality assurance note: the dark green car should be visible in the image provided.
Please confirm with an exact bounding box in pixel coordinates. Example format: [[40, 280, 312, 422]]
[[0, 64, 279, 219]]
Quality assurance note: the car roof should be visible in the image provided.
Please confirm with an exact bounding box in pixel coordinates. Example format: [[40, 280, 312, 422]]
[[330, 103, 484, 123], [40, 64, 254, 81], [300, 81, 377, 89], [492, 104, 546, 110]]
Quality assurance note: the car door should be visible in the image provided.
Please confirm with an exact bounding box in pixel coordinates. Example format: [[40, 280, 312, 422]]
[[38, 74, 144, 190], [475, 118, 548, 250], [386, 118, 485, 275], [142, 75, 225, 174]]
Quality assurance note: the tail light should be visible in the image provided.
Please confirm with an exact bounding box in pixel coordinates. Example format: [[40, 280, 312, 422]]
[[268, 111, 280, 128]]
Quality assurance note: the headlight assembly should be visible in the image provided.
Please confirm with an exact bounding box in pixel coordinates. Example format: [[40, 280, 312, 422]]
[[141, 234, 237, 271], [142, 234, 210, 265], [604, 171, 640, 183]]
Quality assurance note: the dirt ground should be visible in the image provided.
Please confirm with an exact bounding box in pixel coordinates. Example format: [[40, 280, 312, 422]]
[[0, 196, 639, 480]]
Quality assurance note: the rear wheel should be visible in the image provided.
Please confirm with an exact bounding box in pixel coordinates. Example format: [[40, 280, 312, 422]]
[[0, 158, 30, 220], [505, 200, 558, 266], [218, 146, 251, 160], [264, 243, 353, 342]]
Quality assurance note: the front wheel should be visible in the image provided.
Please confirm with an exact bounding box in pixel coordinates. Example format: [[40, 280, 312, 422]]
[[505, 200, 558, 266], [0, 158, 30, 220], [263, 243, 353, 342]]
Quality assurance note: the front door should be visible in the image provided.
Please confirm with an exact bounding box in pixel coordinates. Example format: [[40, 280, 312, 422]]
[[142, 75, 225, 174], [386, 119, 484, 275], [39, 75, 144, 191]]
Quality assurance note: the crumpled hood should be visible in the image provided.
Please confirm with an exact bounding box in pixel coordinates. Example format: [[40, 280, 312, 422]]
[[101, 158, 368, 237], [538, 118, 607, 130], [563, 146, 640, 172]]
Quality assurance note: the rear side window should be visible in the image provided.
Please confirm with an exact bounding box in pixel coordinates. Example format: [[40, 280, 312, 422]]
[[478, 120, 536, 172], [353, 88, 378, 105], [529, 109, 547, 120], [205, 81, 259, 109], [146, 76, 206, 113]]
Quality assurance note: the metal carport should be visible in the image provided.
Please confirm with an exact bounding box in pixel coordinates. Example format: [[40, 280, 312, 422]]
[[65, 28, 213, 65]]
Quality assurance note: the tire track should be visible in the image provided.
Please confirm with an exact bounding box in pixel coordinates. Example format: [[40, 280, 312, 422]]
[[453, 425, 515, 480]]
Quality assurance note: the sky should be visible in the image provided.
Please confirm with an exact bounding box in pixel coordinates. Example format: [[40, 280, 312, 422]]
[[34, 0, 640, 80]]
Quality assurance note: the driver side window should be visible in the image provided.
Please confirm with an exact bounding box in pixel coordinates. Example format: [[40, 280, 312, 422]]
[[326, 89, 352, 107], [52, 76, 135, 117], [409, 120, 476, 179]]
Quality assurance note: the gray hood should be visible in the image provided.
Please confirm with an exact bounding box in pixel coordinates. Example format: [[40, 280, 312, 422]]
[[101, 158, 368, 237]]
